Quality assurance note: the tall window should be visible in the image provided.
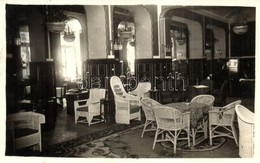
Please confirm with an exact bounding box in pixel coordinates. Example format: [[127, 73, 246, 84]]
[[126, 41, 135, 75], [19, 25, 31, 79], [60, 18, 82, 81]]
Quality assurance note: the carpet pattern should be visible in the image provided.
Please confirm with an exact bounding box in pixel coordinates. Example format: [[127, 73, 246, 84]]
[[45, 124, 227, 158], [42, 121, 142, 157]]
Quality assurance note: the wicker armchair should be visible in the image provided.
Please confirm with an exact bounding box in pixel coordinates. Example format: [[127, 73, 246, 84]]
[[129, 82, 151, 98], [6, 112, 45, 153], [110, 76, 141, 124], [235, 104, 255, 158], [209, 100, 241, 146], [140, 97, 162, 137], [152, 105, 190, 154], [191, 94, 215, 146], [74, 88, 106, 126]]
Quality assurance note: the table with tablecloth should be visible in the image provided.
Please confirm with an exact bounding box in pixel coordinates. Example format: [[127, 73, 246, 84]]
[[166, 102, 210, 129]]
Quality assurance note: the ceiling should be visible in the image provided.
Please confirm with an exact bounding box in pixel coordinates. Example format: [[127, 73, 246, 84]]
[[190, 6, 255, 22]]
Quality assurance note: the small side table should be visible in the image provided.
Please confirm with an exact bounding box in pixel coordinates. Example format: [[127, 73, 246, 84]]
[[100, 98, 114, 123], [65, 90, 88, 116]]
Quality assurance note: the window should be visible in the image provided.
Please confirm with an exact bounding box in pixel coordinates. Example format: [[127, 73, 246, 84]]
[[19, 25, 31, 79], [126, 41, 135, 75], [60, 18, 82, 81]]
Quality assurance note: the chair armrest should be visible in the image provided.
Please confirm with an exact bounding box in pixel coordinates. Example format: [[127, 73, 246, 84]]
[[143, 91, 150, 98], [74, 99, 88, 108], [209, 107, 222, 112], [74, 99, 88, 103], [89, 100, 100, 105], [125, 93, 141, 100], [129, 90, 138, 96]]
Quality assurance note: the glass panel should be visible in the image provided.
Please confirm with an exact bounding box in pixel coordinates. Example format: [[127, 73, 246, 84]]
[[19, 25, 31, 79]]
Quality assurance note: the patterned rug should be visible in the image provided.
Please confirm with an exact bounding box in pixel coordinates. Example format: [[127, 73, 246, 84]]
[[43, 124, 227, 158], [41, 121, 142, 157]]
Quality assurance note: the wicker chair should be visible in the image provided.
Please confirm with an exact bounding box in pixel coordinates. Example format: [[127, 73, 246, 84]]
[[152, 105, 190, 154], [110, 76, 141, 124], [140, 97, 162, 137], [209, 100, 241, 146], [129, 82, 151, 98], [191, 94, 215, 146], [74, 88, 106, 126], [6, 112, 45, 153], [235, 105, 255, 158]]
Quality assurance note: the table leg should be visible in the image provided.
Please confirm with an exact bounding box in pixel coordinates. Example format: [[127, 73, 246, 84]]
[[100, 100, 103, 123]]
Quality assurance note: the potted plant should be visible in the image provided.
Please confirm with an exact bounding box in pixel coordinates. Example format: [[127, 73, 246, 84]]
[[45, 7, 69, 33], [118, 21, 135, 39]]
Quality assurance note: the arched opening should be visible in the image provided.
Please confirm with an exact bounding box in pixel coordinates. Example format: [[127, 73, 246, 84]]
[[60, 18, 82, 81], [113, 7, 135, 75]]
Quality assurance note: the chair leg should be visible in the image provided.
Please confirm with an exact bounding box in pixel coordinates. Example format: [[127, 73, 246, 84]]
[[192, 129, 195, 146], [141, 120, 148, 138], [33, 143, 41, 152], [75, 115, 79, 124], [86, 115, 94, 126], [203, 121, 208, 139], [152, 128, 159, 150], [174, 131, 177, 154], [231, 124, 239, 146], [138, 111, 141, 121], [209, 125, 213, 146], [187, 129, 190, 147]]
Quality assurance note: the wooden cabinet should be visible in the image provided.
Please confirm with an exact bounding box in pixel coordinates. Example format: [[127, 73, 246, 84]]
[[30, 62, 56, 102], [135, 59, 176, 103], [30, 61, 57, 130], [85, 59, 121, 90], [135, 59, 172, 88]]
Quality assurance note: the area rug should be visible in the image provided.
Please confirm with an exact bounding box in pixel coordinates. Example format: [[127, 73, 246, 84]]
[[48, 125, 227, 158], [42, 121, 142, 157]]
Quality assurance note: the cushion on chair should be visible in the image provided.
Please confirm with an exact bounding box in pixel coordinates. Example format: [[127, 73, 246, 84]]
[[130, 105, 141, 114], [76, 107, 88, 112], [14, 128, 38, 138]]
